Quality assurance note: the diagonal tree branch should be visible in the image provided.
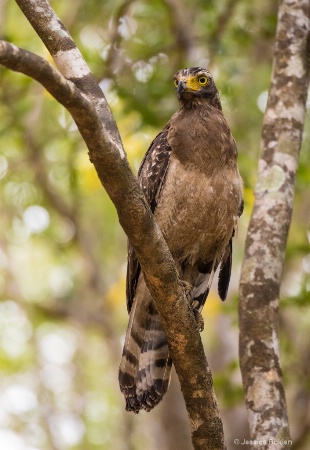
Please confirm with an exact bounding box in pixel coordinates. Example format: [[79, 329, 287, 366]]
[[1, 2, 226, 444], [239, 0, 310, 448], [0, 40, 224, 450], [0, 42, 90, 110], [15, 0, 122, 147]]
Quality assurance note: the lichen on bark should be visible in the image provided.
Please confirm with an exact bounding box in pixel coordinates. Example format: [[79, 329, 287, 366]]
[[239, 0, 310, 448]]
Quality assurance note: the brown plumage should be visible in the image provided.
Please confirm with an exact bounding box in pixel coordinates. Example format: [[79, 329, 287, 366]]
[[119, 67, 243, 413]]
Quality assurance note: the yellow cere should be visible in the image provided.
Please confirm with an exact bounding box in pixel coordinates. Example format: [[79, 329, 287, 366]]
[[176, 74, 208, 91]]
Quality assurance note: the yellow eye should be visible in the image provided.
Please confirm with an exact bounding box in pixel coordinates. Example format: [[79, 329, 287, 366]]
[[174, 79, 179, 87], [198, 76, 208, 86]]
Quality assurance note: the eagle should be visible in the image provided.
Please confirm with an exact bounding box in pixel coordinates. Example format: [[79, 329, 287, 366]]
[[119, 67, 243, 413]]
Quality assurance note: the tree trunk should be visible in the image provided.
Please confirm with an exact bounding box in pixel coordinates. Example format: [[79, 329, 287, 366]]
[[239, 0, 310, 448]]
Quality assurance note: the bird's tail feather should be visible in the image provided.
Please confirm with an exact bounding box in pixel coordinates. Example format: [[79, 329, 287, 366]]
[[191, 261, 217, 311], [136, 303, 172, 411], [119, 282, 172, 413]]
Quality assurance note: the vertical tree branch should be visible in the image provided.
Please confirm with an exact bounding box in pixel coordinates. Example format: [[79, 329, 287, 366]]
[[239, 0, 310, 448], [104, 0, 136, 76], [208, 0, 240, 55], [164, 0, 196, 67]]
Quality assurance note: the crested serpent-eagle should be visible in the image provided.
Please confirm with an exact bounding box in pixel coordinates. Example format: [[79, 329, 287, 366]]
[[119, 67, 244, 413]]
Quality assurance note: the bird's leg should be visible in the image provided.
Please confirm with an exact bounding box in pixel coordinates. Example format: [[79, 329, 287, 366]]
[[179, 279, 192, 301], [179, 280, 204, 332], [191, 304, 204, 332]]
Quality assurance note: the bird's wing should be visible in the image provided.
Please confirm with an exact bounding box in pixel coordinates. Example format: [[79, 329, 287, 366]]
[[217, 198, 244, 301], [126, 127, 171, 313], [218, 239, 233, 301], [192, 197, 244, 308]]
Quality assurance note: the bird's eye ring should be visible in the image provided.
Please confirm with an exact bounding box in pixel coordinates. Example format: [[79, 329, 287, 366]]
[[174, 79, 179, 87], [198, 76, 208, 86]]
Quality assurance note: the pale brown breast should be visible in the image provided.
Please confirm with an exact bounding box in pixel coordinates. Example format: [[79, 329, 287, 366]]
[[154, 154, 243, 266], [155, 103, 243, 266], [167, 106, 238, 174]]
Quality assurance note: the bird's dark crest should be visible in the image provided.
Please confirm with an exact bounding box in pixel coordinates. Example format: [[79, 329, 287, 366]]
[[174, 66, 210, 77], [173, 67, 221, 109]]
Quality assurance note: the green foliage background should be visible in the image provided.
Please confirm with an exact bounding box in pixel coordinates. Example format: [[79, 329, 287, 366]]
[[0, 0, 309, 449]]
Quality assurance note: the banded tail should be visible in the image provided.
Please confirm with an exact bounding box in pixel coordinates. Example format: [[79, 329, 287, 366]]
[[119, 278, 172, 413]]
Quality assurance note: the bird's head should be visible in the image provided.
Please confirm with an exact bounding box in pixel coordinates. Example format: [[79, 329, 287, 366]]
[[173, 67, 222, 110]]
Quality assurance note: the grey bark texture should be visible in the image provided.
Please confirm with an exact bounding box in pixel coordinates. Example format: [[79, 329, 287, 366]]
[[239, 0, 310, 449], [0, 1, 228, 448]]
